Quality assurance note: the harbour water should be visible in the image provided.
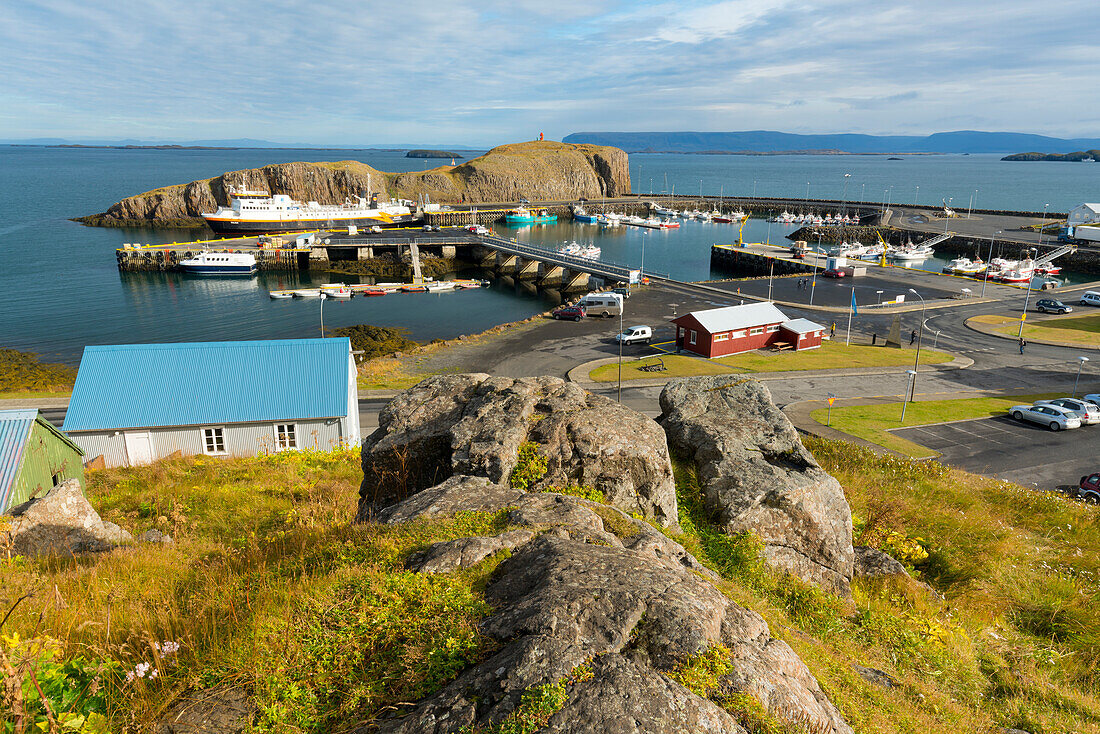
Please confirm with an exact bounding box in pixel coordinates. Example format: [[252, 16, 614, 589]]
[[1, 146, 1095, 365]]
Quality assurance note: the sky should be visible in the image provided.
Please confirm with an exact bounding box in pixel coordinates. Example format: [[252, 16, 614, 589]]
[[2, 0, 1098, 146]]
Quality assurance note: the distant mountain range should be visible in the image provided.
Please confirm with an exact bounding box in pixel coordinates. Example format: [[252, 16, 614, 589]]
[[0, 137, 485, 150], [562, 130, 1100, 155]]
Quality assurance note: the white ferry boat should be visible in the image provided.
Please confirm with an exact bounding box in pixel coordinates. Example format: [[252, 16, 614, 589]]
[[201, 186, 416, 235], [179, 251, 257, 275]]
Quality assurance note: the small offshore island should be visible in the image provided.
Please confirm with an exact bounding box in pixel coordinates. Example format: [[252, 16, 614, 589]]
[[1002, 150, 1100, 161], [405, 149, 466, 159]]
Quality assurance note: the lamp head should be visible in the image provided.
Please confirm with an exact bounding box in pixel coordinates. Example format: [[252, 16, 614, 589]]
[[1081, 356, 1090, 363], [908, 288, 918, 294]]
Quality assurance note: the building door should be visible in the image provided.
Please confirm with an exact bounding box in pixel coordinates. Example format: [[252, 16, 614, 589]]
[[124, 432, 154, 466]]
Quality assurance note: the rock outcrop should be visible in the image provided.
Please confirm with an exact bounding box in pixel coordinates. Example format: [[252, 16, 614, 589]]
[[659, 376, 854, 595], [357, 374, 678, 529], [6, 479, 132, 556], [80, 141, 630, 227], [367, 473, 853, 734]]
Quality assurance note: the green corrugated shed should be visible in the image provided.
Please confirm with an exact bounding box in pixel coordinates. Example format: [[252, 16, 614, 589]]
[[0, 410, 85, 513]]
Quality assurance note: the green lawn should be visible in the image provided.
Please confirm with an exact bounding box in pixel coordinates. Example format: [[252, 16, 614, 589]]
[[588, 341, 952, 382], [811, 393, 1060, 457], [974, 312, 1100, 347]]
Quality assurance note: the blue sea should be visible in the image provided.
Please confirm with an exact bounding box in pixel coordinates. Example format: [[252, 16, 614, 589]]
[[1, 145, 1096, 364]]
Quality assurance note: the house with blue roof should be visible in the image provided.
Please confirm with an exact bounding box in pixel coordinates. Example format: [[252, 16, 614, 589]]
[[62, 338, 360, 468], [1, 409, 85, 513]]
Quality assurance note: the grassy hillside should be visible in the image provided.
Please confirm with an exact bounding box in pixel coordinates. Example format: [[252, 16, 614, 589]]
[[2, 441, 1099, 732], [0, 348, 76, 398]]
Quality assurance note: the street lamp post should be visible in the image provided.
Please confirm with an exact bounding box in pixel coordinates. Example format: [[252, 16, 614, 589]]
[[944, 198, 953, 234], [806, 181, 810, 201], [319, 292, 327, 337], [1073, 356, 1090, 397], [841, 173, 851, 215], [876, 290, 884, 305], [1038, 203, 1050, 247], [1017, 279, 1036, 340], [901, 370, 917, 422], [981, 231, 1000, 298], [908, 288, 926, 401], [860, 183, 865, 207], [967, 189, 977, 219], [768, 259, 774, 301], [914, 185, 919, 206]]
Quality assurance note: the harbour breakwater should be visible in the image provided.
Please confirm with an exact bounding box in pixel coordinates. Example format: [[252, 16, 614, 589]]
[[78, 141, 631, 228]]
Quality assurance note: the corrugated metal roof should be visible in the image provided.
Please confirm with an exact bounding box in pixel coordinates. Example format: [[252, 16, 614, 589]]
[[674, 302, 788, 333], [0, 409, 37, 510], [63, 338, 351, 432], [780, 318, 825, 334]]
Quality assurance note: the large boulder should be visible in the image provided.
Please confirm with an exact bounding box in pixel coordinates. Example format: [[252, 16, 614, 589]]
[[659, 376, 854, 595], [372, 533, 852, 734], [6, 479, 131, 556], [358, 374, 678, 529]]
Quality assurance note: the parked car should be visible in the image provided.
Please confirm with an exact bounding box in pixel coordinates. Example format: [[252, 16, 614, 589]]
[[1008, 403, 1082, 431], [1035, 298, 1072, 314], [1083, 394, 1100, 409], [1034, 397, 1100, 425], [552, 305, 586, 322], [822, 268, 846, 278], [615, 325, 653, 345], [1080, 291, 1100, 307], [1078, 473, 1100, 503], [519, 197, 530, 204]]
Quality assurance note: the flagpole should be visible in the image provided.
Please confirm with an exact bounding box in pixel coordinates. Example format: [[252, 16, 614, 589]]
[[846, 286, 856, 345]]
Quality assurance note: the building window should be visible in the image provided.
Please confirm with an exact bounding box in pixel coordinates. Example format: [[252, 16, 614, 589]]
[[766, 325, 779, 333], [713, 333, 729, 342], [689, 330, 697, 345], [275, 423, 297, 451], [203, 427, 226, 455], [730, 330, 746, 338], [749, 327, 764, 336], [679, 328, 685, 338]]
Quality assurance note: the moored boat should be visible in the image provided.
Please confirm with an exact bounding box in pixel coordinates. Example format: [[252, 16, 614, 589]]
[[201, 186, 415, 235], [505, 206, 558, 224], [268, 290, 294, 299], [292, 288, 322, 298], [179, 251, 258, 275]]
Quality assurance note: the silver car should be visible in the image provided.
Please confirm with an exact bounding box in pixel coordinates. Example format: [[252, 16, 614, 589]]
[[1009, 403, 1082, 431], [1082, 394, 1100, 409], [1034, 398, 1100, 425]]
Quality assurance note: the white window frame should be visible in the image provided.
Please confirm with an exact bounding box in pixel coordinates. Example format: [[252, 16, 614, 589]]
[[202, 426, 227, 455], [274, 423, 298, 452], [689, 330, 697, 345], [729, 330, 746, 339], [713, 332, 729, 342], [749, 327, 764, 336], [766, 324, 779, 333]]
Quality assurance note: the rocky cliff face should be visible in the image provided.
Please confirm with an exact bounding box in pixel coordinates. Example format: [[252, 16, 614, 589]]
[[79, 141, 631, 227]]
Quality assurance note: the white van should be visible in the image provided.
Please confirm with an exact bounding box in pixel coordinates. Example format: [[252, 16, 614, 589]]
[[577, 292, 623, 318], [1080, 291, 1100, 307]]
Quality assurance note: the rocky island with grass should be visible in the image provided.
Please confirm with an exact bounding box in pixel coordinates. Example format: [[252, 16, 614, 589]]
[[76, 141, 631, 228], [4, 373, 1100, 733]]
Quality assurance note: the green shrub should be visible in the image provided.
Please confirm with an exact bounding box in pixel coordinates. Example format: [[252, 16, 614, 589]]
[[329, 324, 418, 358], [0, 348, 76, 392], [509, 442, 548, 491]]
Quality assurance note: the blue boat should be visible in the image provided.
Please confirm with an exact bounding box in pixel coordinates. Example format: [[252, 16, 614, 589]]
[[504, 206, 558, 225], [179, 251, 258, 275], [572, 205, 599, 223]]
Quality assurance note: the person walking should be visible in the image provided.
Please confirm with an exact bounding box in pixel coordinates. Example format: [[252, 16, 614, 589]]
[[910, 329, 917, 345], [1019, 337, 1026, 354], [830, 321, 836, 337]]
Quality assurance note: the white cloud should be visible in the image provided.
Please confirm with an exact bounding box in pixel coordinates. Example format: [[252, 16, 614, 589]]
[[0, 0, 1098, 143]]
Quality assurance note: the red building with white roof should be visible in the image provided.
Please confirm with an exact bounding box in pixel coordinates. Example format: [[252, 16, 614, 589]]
[[672, 302, 824, 358]]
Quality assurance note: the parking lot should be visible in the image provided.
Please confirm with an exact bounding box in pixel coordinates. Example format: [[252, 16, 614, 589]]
[[894, 416, 1100, 490]]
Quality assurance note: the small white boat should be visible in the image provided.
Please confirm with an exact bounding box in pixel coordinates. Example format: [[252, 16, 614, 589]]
[[859, 244, 885, 260], [269, 290, 294, 299], [888, 246, 935, 261], [427, 281, 457, 292], [652, 204, 676, 216], [292, 288, 322, 298]]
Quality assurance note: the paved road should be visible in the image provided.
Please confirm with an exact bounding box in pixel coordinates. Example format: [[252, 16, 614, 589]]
[[895, 416, 1099, 490]]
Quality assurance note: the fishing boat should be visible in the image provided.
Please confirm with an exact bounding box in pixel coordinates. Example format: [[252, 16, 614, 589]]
[[597, 213, 621, 227], [943, 257, 986, 275], [179, 251, 258, 275], [268, 290, 294, 299], [859, 244, 886, 260], [292, 288, 322, 298], [660, 220, 680, 229], [504, 206, 557, 224], [651, 204, 676, 216], [325, 287, 353, 299], [572, 205, 600, 223], [426, 281, 456, 292], [201, 185, 415, 235], [888, 245, 935, 261]]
